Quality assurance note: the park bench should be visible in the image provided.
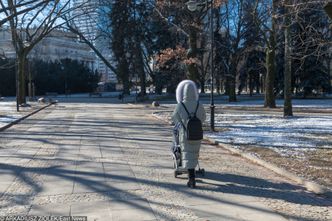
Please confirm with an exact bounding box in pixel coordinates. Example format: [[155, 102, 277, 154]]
[[89, 92, 102, 97], [45, 92, 58, 97]]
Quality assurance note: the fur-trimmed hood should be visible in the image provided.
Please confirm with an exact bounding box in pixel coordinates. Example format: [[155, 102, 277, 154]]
[[175, 80, 199, 103]]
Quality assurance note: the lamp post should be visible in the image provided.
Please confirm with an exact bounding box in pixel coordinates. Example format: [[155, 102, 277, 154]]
[[60, 64, 66, 96], [135, 72, 138, 103], [15, 51, 19, 112], [133, 0, 138, 103], [23, 41, 31, 104], [186, 0, 215, 131]]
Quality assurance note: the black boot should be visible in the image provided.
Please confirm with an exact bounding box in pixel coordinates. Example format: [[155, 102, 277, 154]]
[[187, 169, 196, 188]]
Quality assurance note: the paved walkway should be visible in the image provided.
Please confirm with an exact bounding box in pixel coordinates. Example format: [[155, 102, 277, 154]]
[[0, 102, 331, 220]]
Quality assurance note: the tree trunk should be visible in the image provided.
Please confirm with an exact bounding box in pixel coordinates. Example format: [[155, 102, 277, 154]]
[[27, 60, 33, 101], [120, 58, 130, 95], [264, 47, 276, 107], [255, 74, 260, 94], [284, 3, 293, 117], [139, 70, 146, 96], [228, 77, 236, 101], [228, 59, 237, 102], [167, 84, 176, 94], [17, 54, 26, 104], [249, 75, 253, 96], [264, 0, 277, 108], [328, 58, 332, 93], [216, 75, 221, 94], [261, 73, 265, 93], [135, 45, 146, 96], [200, 78, 205, 94], [187, 27, 199, 81], [224, 78, 230, 95], [155, 84, 163, 95]]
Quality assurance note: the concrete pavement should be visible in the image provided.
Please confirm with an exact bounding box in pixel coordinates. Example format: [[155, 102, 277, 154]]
[[0, 102, 331, 220]]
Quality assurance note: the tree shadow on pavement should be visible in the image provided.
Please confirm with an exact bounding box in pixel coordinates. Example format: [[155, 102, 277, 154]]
[[196, 171, 332, 206], [0, 161, 331, 221]]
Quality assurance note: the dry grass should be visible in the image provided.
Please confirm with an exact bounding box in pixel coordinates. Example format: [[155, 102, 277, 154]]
[[243, 146, 332, 189]]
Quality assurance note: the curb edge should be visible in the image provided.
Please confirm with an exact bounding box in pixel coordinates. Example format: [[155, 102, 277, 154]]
[[0, 103, 54, 132]]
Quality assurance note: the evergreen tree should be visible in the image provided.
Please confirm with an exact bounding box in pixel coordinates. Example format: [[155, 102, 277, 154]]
[[110, 1, 131, 94], [0, 59, 15, 96], [31, 59, 100, 95], [241, 0, 265, 95]]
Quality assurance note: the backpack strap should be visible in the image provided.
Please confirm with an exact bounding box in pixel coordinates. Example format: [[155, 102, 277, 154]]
[[179, 102, 189, 131], [181, 102, 199, 117], [181, 102, 190, 117], [194, 102, 199, 116]]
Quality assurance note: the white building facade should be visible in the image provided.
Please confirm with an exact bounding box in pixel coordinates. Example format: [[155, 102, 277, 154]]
[[72, 0, 117, 83], [0, 28, 96, 69]]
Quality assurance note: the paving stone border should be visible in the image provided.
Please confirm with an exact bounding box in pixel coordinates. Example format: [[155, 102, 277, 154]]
[[151, 112, 331, 197], [0, 102, 55, 132]]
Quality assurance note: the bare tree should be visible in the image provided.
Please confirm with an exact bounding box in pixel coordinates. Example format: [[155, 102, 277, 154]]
[[283, 0, 330, 115], [0, 0, 51, 27], [1, 0, 74, 106], [249, 0, 278, 107], [249, 0, 329, 110], [290, 1, 331, 67], [218, 0, 248, 102], [156, 0, 225, 84]]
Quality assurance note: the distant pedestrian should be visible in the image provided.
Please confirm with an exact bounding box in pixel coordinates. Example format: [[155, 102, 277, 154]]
[[172, 80, 206, 188], [118, 92, 124, 102]]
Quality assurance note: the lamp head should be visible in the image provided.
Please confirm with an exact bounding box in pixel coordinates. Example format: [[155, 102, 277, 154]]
[[186, 0, 199, 12], [23, 41, 30, 48]]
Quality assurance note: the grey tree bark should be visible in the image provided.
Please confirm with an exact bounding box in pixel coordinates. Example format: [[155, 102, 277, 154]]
[[187, 27, 200, 82], [283, 0, 293, 117], [264, 0, 277, 108]]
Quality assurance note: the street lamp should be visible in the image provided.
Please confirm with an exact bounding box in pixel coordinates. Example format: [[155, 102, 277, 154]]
[[24, 43, 33, 101], [60, 64, 66, 96], [186, 0, 215, 131], [186, 0, 206, 12], [15, 50, 19, 112]]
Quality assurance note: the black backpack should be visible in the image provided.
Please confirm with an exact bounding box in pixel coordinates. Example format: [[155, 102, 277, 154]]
[[181, 102, 203, 141]]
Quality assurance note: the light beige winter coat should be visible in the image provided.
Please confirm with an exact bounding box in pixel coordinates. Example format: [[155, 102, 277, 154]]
[[172, 83, 206, 169]]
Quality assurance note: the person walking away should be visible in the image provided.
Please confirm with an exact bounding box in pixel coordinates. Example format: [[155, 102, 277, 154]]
[[172, 81, 206, 188]]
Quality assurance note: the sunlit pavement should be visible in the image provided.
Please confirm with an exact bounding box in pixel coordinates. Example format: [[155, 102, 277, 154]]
[[0, 100, 330, 221]]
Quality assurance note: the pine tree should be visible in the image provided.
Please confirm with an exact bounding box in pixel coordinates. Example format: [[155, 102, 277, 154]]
[[110, 1, 131, 95], [241, 0, 265, 96]]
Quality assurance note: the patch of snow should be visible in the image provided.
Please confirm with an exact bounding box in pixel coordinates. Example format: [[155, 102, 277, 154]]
[[221, 99, 332, 108], [206, 112, 332, 157], [0, 102, 23, 128], [0, 115, 21, 128]]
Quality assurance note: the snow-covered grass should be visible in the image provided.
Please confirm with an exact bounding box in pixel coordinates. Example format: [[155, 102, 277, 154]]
[[0, 102, 26, 128], [0, 114, 21, 128], [160, 98, 332, 157], [219, 98, 332, 108], [206, 112, 332, 156]]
